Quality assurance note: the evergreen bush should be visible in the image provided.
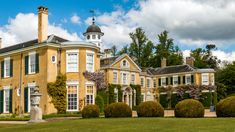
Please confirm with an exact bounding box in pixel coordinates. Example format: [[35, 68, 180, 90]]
[[137, 101, 164, 117], [104, 102, 132, 118], [175, 99, 204, 118], [82, 105, 100, 118], [216, 96, 235, 117], [95, 95, 104, 112]]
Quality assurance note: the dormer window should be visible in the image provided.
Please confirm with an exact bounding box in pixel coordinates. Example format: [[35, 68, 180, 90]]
[[122, 60, 129, 67]]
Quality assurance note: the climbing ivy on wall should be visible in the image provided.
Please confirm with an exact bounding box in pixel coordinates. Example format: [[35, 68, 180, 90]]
[[130, 84, 141, 106], [47, 74, 67, 114], [108, 84, 122, 104]]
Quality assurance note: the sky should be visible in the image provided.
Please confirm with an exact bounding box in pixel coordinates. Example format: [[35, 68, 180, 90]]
[[0, 0, 235, 62]]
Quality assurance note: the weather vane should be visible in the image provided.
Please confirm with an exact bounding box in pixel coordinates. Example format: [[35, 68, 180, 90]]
[[90, 9, 95, 24]]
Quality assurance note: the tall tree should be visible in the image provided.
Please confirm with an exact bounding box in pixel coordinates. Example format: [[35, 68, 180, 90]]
[[128, 27, 154, 68], [111, 45, 117, 56], [152, 30, 183, 67], [118, 45, 129, 55], [190, 44, 220, 69]]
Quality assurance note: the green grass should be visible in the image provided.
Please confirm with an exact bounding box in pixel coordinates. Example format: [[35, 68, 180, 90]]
[[0, 118, 235, 132]]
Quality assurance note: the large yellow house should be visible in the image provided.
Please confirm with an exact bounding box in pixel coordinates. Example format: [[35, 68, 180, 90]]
[[0, 6, 216, 115], [0, 6, 101, 114]]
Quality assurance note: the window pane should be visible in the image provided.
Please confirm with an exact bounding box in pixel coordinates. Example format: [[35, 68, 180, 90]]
[[67, 85, 78, 111], [67, 53, 78, 72]]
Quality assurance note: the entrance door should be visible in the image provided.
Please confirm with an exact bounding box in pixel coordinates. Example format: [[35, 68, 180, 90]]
[[4, 89, 10, 113]]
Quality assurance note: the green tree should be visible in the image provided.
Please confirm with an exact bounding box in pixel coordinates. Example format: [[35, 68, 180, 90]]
[[190, 44, 220, 69], [111, 45, 117, 56], [118, 45, 129, 55], [216, 62, 235, 94], [152, 30, 183, 67], [128, 27, 154, 68]]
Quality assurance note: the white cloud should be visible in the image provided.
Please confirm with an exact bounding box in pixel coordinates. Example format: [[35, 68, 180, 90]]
[[91, 0, 235, 49], [0, 13, 80, 47], [70, 14, 81, 24]]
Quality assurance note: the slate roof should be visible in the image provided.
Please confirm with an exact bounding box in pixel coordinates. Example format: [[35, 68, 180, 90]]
[[100, 56, 118, 67], [146, 65, 196, 75], [0, 35, 68, 54]]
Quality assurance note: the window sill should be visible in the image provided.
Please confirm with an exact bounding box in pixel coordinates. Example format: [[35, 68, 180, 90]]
[[2, 76, 11, 79], [66, 71, 79, 73]]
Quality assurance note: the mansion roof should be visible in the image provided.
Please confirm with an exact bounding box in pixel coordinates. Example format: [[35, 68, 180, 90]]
[[0, 35, 68, 54], [146, 65, 196, 75]]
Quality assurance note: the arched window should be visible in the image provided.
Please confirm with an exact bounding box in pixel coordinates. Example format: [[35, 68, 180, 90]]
[[122, 60, 128, 67]]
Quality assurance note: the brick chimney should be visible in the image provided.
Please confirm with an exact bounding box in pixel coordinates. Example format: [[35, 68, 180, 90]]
[[186, 57, 195, 67], [161, 58, 167, 68], [0, 37, 2, 48], [103, 49, 113, 58], [38, 6, 48, 43]]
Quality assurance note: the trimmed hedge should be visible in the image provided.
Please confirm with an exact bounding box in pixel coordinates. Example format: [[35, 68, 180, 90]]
[[160, 92, 217, 109], [175, 99, 204, 118], [104, 102, 132, 118], [216, 96, 235, 117], [82, 105, 100, 118], [95, 95, 104, 112], [137, 101, 164, 117]]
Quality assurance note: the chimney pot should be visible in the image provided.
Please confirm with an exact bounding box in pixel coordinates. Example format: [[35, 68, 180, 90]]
[[38, 6, 48, 43]]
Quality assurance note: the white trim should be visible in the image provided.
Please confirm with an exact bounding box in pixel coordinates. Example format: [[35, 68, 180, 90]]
[[4, 57, 10, 78], [3, 88, 10, 113], [86, 50, 95, 54], [27, 83, 36, 112], [202, 73, 209, 85], [140, 77, 145, 87], [130, 73, 136, 84], [66, 50, 79, 73], [146, 78, 151, 88], [51, 55, 57, 64], [173, 75, 178, 87], [66, 49, 79, 53], [85, 84, 95, 105], [113, 71, 118, 84], [185, 74, 191, 85], [28, 52, 36, 74], [85, 81, 94, 85], [66, 80, 79, 85], [86, 52, 94, 72], [120, 71, 129, 85], [120, 59, 130, 69], [66, 84, 79, 112], [161, 77, 166, 86]]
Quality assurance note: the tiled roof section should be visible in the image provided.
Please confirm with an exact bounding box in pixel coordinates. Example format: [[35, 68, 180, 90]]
[[0, 35, 68, 54], [100, 56, 118, 67], [146, 65, 196, 75]]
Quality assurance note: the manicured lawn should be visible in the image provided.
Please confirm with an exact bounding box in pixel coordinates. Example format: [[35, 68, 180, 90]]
[[0, 118, 235, 132]]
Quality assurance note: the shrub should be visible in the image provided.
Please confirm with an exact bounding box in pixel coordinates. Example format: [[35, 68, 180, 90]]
[[175, 99, 204, 118], [104, 102, 132, 118], [137, 101, 164, 117], [95, 95, 104, 112], [82, 105, 100, 118], [216, 96, 235, 117]]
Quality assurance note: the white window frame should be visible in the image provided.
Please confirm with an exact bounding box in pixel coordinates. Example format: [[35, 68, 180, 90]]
[[28, 51, 36, 74], [52, 55, 57, 64], [28, 83, 36, 112], [147, 78, 151, 88], [186, 74, 191, 85], [4, 57, 10, 78], [86, 50, 95, 72], [114, 88, 118, 102], [66, 50, 79, 73], [86, 83, 95, 105], [3, 86, 10, 113], [121, 59, 130, 68], [140, 77, 145, 87], [66, 81, 79, 112], [131, 73, 135, 84], [161, 77, 166, 86], [113, 71, 118, 84], [173, 76, 178, 87], [121, 72, 129, 85], [202, 73, 209, 85]]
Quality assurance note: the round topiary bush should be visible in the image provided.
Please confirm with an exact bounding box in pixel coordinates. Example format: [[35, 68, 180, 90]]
[[95, 95, 104, 112], [175, 99, 204, 118], [137, 101, 164, 117], [104, 102, 132, 118], [216, 96, 235, 117], [82, 105, 100, 118]]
